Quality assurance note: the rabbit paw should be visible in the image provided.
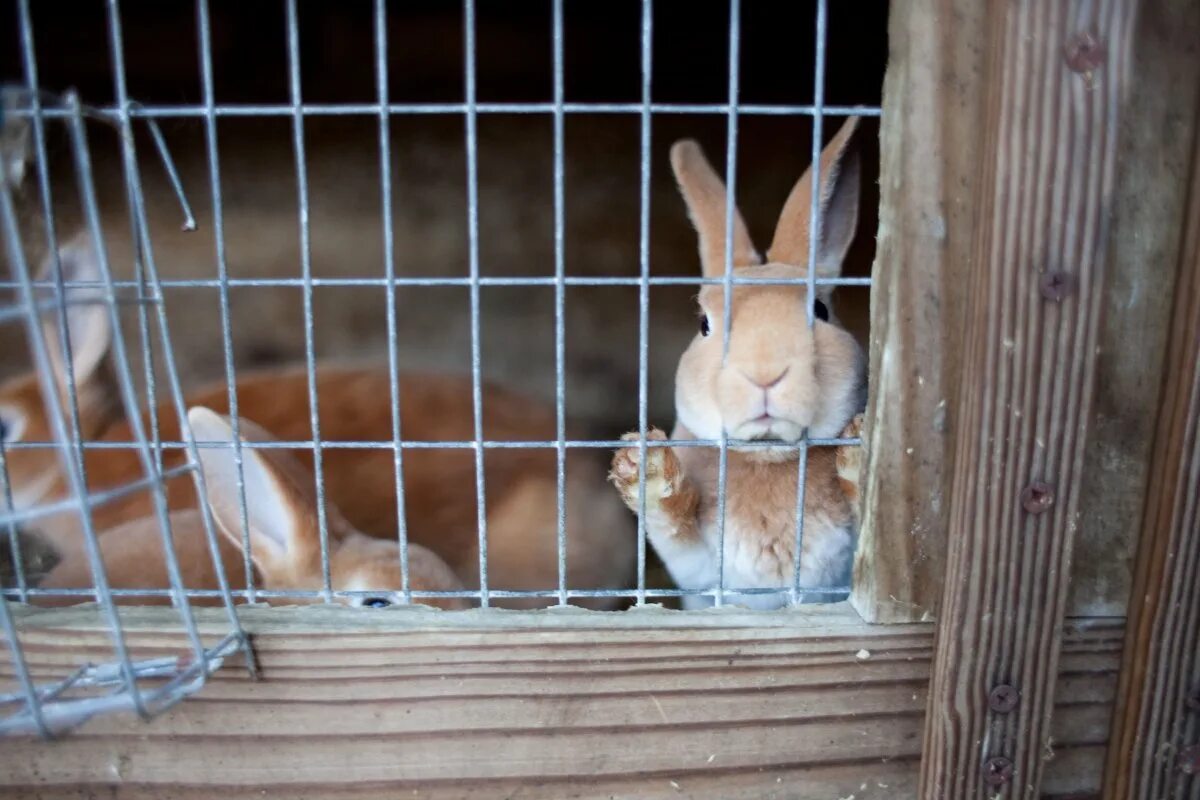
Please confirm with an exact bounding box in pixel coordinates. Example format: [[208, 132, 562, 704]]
[[836, 413, 864, 507], [609, 428, 683, 513]]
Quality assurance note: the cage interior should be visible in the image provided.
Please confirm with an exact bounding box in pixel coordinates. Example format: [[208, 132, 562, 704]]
[[0, 0, 886, 736]]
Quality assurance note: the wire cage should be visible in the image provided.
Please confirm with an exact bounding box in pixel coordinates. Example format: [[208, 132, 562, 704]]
[[0, 86, 252, 736], [1, 0, 881, 739]]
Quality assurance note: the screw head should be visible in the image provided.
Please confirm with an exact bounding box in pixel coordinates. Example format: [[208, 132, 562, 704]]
[[989, 684, 1020, 714], [1186, 685, 1200, 713], [1064, 31, 1104, 73], [1021, 482, 1055, 514], [983, 756, 1014, 787], [1179, 745, 1200, 775], [1040, 271, 1076, 301]]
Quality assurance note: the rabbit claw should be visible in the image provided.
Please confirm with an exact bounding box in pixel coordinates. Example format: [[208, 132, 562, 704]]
[[609, 428, 679, 512], [836, 413, 865, 512]]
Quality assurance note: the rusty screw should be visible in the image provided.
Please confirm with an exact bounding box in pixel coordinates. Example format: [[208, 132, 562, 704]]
[[1040, 271, 1076, 301], [1064, 32, 1104, 73], [1021, 482, 1055, 514], [984, 756, 1014, 787], [1185, 684, 1200, 713], [989, 684, 1020, 714], [1179, 745, 1200, 775]]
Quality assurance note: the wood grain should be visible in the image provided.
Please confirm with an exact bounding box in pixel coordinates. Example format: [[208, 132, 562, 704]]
[[918, 1, 1136, 798], [0, 605, 1120, 799], [1070, 0, 1200, 617], [849, 0, 985, 624], [1101, 74, 1200, 799]]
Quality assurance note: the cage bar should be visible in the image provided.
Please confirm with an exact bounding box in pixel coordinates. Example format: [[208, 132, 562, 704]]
[[462, 0, 491, 607], [284, 0, 334, 600], [8, 102, 882, 120], [551, 0, 568, 607], [195, 0, 256, 603], [792, 0, 827, 602], [634, 0, 653, 606]]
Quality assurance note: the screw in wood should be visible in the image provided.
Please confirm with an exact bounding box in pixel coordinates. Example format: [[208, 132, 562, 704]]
[[983, 756, 1014, 787], [1179, 745, 1200, 775], [1021, 482, 1055, 514], [989, 684, 1020, 714], [1040, 270, 1076, 301], [1064, 31, 1104, 73]]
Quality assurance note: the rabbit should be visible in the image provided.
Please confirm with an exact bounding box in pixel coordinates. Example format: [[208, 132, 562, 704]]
[[36, 407, 468, 609], [836, 413, 865, 530], [609, 117, 866, 610], [1, 236, 633, 609]]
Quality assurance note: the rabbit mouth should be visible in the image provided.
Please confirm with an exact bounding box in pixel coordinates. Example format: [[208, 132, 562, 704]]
[[735, 415, 802, 442]]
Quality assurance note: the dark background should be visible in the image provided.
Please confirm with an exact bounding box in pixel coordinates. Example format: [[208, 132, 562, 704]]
[[2, 0, 888, 437]]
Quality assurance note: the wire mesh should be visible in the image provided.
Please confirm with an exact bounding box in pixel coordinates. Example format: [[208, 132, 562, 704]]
[[0, 88, 250, 736], [1, 0, 875, 737]]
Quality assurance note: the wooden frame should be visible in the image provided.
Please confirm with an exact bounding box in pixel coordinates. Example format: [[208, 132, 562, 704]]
[[1, 604, 1118, 799], [3, 1, 1200, 798]]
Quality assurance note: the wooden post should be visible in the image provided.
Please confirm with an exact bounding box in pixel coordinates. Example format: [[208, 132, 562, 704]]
[[1101, 97, 1200, 800], [859, 0, 1200, 624], [1070, 0, 1200, 618], [919, 2, 1136, 798], [849, 0, 985, 624]]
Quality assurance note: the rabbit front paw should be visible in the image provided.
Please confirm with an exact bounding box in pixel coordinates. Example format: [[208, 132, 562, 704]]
[[609, 429, 683, 513], [836, 413, 865, 514]]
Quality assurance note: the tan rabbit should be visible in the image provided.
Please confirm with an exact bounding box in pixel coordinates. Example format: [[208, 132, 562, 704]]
[[609, 118, 866, 609], [835, 413, 865, 529], [2, 237, 633, 608], [36, 408, 468, 609]]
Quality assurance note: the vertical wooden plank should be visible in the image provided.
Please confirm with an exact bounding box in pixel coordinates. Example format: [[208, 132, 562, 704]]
[[1070, 0, 1200, 617], [919, 2, 1136, 798], [1101, 95, 1200, 800], [850, 0, 986, 623], [857, 0, 1199, 624]]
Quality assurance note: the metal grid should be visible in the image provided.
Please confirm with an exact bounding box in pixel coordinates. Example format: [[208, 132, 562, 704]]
[[1, 0, 877, 736]]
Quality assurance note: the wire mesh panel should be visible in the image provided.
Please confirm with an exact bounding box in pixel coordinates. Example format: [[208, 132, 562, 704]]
[[1, 0, 880, 736], [0, 79, 251, 735]]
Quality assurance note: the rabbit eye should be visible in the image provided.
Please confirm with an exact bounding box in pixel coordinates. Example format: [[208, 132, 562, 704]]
[[699, 315, 711, 337], [362, 597, 392, 608], [0, 409, 23, 444], [813, 299, 829, 322]]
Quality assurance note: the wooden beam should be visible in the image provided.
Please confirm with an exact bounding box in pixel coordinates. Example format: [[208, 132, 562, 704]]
[[1070, 0, 1200, 617], [0, 605, 1119, 799], [919, 1, 1137, 798], [846, 0, 1195, 623], [849, 0, 985, 624], [1101, 84, 1200, 799]]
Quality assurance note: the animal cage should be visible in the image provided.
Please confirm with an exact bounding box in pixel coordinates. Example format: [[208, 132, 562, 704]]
[[2, 1, 1199, 798]]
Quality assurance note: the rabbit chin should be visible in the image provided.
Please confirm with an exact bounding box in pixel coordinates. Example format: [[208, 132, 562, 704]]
[[676, 399, 809, 461]]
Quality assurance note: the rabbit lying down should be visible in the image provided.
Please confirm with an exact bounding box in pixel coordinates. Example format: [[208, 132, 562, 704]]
[[35, 409, 468, 609], [610, 117, 868, 610], [2, 237, 632, 610], [5, 359, 633, 608]]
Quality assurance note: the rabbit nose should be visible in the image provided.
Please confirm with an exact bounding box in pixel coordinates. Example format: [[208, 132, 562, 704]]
[[742, 366, 790, 390]]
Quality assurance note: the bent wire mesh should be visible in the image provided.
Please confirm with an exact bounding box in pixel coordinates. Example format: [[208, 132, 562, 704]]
[[1, 0, 877, 737]]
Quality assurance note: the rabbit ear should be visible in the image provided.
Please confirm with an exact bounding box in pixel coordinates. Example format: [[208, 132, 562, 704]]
[[766, 116, 861, 281], [40, 234, 112, 392], [1, 89, 33, 188], [670, 139, 762, 277], [187, 407, 321, 582]]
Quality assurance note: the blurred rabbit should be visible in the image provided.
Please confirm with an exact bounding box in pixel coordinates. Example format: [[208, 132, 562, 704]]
[[610, 118, 866, 609], [2, 236, 633, 608], [37, 408, 468, 609]]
